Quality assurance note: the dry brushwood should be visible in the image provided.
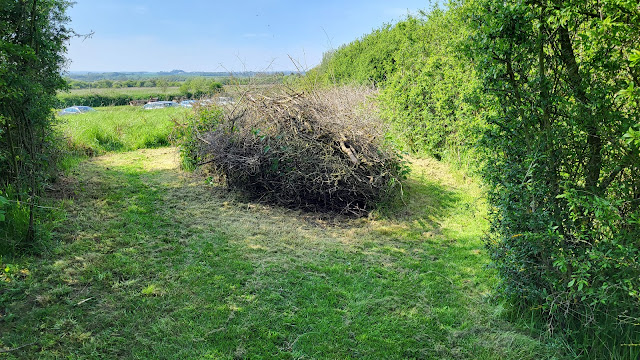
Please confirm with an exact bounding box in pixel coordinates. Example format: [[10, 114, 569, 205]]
[[195, 86, 406, 215]]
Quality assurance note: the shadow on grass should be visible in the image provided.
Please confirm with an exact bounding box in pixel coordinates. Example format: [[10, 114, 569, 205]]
[[0, 149, 559, 359]]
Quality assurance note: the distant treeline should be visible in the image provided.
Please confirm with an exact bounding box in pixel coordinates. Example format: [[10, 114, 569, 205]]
[[66, 70, 299, 83], [66, 73, 297, 90], [57, 91, 182, 108], [58, 78, 224, 107], [67, 78, 180, 89]]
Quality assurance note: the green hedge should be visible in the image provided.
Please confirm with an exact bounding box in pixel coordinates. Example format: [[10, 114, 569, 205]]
[[57, 92, 183, 108]]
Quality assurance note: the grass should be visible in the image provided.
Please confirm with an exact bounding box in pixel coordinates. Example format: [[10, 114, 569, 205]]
[[0, 147, 563, 359], [55, 106, 187, 156]]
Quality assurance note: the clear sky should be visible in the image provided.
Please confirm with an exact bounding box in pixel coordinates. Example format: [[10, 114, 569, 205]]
[[65, 0, 430, 73]]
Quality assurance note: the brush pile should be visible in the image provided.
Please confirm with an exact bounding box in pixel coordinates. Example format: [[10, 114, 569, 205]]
[[193, 86, 406, 215]]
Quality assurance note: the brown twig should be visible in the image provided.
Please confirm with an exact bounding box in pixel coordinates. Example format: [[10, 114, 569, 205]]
[[0, 342, 37, 353]]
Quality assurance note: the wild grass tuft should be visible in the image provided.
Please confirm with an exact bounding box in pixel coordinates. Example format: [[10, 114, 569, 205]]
[[55, 106, 188, 156]]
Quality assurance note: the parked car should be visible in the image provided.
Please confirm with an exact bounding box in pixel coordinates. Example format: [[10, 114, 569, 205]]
[[58, 106, 96, 116], [196, 97, 234, 107], [216, 96, 234, 105], [143, 101, 179, 110], [180, 100, 197, 108]]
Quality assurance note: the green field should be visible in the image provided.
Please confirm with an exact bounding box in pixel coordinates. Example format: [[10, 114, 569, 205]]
[[0, 147, 561, 359], [55, 105, 188, 157], [63, 87, 181, 96]]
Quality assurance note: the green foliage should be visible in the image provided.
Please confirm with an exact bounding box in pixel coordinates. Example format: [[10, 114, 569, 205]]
[[0, 195, 7, 222], [0, 188, 31, 255], [470, 0, 640, 356], [308, 5, 484, 171], [171, 105, 224, 170], [58, 78, 223, 108], [308, 23, 401, 86], [178, 77, 223, 99], [379, 7, 483, 168], [0, 0, 73, 249], [57, 88, 183, 108]]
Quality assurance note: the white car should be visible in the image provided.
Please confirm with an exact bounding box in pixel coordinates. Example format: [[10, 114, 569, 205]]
[[58, 106, 96, 115], [143, 101, 179, 110]]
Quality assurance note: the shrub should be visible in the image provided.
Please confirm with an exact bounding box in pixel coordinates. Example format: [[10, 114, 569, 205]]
[[1, 0, 72, 248], [171, 105, 224, 171], [379, 8, 483, 168], [471, 0, 640, 356], [180, 86, 408, 215]]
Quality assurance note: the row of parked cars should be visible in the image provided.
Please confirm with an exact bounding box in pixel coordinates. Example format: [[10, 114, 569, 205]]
[[143, 97, 233, 109], [59, 97, 234, 115]]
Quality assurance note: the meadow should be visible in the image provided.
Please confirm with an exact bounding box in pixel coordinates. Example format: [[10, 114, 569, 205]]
[[0, 101, 566, 358], [0, 147, 562, 359], [55, 105, 187, 157]]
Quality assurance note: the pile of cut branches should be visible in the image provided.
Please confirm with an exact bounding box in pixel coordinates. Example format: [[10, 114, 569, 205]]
[[193, 86, 407, 215]]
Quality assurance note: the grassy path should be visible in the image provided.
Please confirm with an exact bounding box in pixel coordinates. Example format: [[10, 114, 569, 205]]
[[1, 148, 558, 359]]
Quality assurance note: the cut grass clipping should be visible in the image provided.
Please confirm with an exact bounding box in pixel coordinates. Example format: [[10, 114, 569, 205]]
[[56, 105, 188, 156], [0, 147, 559, 359], [183, 86, 407, 215]]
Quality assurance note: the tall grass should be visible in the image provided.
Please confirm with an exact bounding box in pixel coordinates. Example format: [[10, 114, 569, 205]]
[[55, 106, 187, 156]]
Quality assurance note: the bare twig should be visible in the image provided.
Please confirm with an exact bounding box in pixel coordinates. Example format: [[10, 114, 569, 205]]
[[0, 342, 37, 353]]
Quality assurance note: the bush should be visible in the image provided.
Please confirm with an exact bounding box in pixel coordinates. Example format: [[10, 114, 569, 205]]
[[179, 86, 408, 215], [171, 105, 224, 171], [471, 0, 640, 356], [379, 8, 482, 168], [1, 0, 72, 249]]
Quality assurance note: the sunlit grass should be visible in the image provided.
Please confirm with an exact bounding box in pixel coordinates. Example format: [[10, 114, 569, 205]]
[[55, 105, 188, 156], [0, 148, 562, 359]]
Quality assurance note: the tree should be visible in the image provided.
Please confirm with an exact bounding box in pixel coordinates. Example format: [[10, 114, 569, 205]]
[[470, 0, 640, 355], [0, 0, 73, 250], [157, 78, 169, 93]]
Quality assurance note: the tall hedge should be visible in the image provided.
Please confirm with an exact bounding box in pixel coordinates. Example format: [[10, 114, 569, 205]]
[[309, 6, 483, 168], [378, 8, 482, 166], [470, 0, 640, 356], [0, 0, 72, 251]]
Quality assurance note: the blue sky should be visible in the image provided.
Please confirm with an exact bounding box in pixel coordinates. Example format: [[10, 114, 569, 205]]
[[66, 0, 430, 72]]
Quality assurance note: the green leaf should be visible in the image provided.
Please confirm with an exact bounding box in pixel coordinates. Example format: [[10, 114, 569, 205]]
[[630, 50, 640, 67], [567, 279, 575, 288]]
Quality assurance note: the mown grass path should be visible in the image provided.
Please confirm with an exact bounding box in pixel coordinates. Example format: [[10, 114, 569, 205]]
[[1, 148, 559, 359]]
